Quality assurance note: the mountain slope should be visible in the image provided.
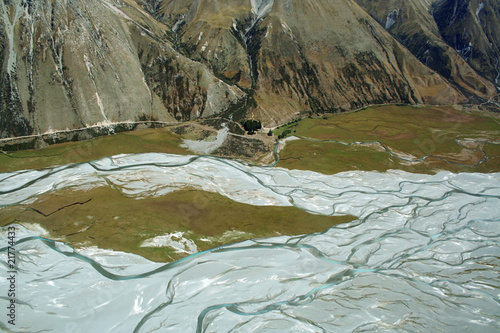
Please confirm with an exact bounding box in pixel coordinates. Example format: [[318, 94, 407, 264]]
[[0, 0, 244, 138], [142, 0, 465, 125], [0, 0, 491, 140], [434, 0, 500, 85]]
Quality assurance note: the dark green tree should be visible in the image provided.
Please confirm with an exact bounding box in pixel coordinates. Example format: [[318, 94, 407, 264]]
[[243, 120, 262, 133]]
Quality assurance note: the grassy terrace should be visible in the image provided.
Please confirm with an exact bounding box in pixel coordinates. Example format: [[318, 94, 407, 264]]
[[0, 128, 190, 173], [275, 105, 500, 174]]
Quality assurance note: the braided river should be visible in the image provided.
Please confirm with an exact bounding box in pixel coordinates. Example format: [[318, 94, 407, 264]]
[[1, 153, 499, 332]]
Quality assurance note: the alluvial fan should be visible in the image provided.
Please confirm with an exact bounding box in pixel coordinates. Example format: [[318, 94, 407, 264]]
[[1, 153, 499, 332]]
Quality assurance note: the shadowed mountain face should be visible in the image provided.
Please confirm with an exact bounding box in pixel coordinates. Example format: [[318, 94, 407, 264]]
[[433, 0, 500, 84], [0, 0, 496, 139], [355, 0, 499, 100]]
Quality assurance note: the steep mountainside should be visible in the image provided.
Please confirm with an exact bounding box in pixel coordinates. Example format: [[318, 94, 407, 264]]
[[143, 0, 466, 125], [434, 0, 500, 85], [0, 0, 244, 138], [0, 0, 495, 140], [355, 0, 499, 100]]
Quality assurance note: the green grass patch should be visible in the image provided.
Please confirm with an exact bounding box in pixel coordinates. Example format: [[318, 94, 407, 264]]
[[279, 140, 399, 174]]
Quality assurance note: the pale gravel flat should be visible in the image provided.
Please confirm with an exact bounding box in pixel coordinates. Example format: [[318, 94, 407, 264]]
[[180, 124, 229, 155]]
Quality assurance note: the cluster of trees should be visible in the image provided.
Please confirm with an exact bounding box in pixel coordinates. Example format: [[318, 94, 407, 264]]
[[274, 118, 301, 139], [243, 120, 262, 134], [277, 129, 293, 139], [241, 118, 304, 138], [276, 119, 300, 129]]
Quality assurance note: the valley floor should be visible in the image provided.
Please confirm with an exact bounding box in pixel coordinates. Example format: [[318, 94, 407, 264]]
[[1, 104, 499, 261]]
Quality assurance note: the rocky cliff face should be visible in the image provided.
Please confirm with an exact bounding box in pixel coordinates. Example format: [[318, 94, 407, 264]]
[[0, 0, 495, 139]]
